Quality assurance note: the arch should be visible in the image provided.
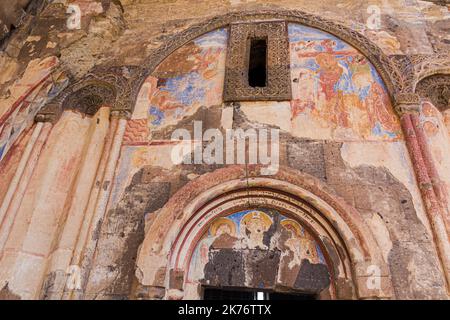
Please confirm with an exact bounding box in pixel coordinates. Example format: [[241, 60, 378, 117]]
[[412, 53, 450, 91], [415, 73, 450, 112], [135, 165, 393, 299], [35, 79, 116, 123], [131, 9, 402, 109], [35, 65, 137, 123]]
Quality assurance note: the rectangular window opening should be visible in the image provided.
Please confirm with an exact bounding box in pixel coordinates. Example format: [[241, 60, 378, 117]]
[[248, 38, 267, 88], [203, 287, 317, 300]]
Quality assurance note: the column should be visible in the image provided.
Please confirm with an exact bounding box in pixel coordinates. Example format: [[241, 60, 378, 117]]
[[63, 110, 127, 300], [41, 106, 111, 299], [0, 121, 52, 252], [395, 93, 450, 292]]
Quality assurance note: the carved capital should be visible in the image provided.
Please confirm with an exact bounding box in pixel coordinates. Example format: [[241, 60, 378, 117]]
[[35, 103, 61, 123], [393, 93, 421, 116], [36, 65, 139, 122], [413, 53, 450, 86], [64, 81, 116, 115], [110, 109, 131, 119]]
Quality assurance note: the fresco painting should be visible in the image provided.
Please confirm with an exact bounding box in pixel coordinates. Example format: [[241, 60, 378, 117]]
[[289, 24, 401, 141], [0, 56, 68, 162], [420, 101, 450, 215], [188, 208, 330, 293], [132, 29, 228, 132]]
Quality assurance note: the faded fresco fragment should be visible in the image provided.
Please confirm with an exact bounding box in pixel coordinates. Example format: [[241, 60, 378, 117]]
[[289, 24, 401, 141], [132, 28, 228, 132], [420, 101, 450, 216], [0, 57, 68, 162], [188, 208, 330, 293]]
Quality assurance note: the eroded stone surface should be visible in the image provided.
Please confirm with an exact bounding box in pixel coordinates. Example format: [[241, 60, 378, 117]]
[[0, 0, 449, 300]]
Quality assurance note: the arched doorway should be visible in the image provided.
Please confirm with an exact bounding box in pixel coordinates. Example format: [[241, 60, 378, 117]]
[[171, 189, 340, 300], [100, 9, 424, 300], [135, 166, 392, 300]]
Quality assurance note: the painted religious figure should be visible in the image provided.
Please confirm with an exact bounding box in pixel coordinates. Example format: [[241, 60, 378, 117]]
[[188, 208, 330, 293]]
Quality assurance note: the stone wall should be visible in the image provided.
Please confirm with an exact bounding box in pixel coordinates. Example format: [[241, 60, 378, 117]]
[[0, 0, 449, 300]]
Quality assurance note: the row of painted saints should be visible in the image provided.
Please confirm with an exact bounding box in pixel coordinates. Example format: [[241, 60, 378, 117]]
[[189, 209, 326, 282]]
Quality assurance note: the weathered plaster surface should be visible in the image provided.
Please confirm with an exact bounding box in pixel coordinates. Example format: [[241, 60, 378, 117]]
[[420, 101, 450, 215], [188, 209, 330, 294], [0, 110, 92, 299], [83, 23, 448, 299], [0, 0, 449, 300]]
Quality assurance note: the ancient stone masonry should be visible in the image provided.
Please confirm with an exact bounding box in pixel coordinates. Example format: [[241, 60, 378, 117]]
[[0, 1, 36, 46], [0, 0, 450, 300], [416, 74, 450, 112], [36, 65, 139, 123], [223, 21, 292, 101]]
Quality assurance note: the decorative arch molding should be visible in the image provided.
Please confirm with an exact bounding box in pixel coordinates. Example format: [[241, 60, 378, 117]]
[[391, 53, 450, 104], [129, 9, 405, 108], [135, 165, 393, 300], [415, 73, 450, 112], [35, 65, 138, 122], [412, 53, 450, 90]]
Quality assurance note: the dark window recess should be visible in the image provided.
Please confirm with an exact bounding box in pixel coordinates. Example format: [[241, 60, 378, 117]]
[[248, 38, 267, 88], [203, 288, 255, 300], [269, 292, 316, 300], [203, 287, 317, 300]]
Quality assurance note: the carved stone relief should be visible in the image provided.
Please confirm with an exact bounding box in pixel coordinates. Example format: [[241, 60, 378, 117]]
[[416, 74, 450, 112], [36, 65, 140, 122], [223, 21, 291, 101]]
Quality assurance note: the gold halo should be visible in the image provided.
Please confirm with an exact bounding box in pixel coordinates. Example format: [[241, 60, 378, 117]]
[[240, 210, 273, 231], [281, 219, 303, 237], [210, 217, 236, 237]]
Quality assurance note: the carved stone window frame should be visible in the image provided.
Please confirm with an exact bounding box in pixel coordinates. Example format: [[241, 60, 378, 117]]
[[223, 20, 292, 102]]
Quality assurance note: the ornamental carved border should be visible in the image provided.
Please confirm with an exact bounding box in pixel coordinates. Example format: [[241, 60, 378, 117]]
[[223, 21, 291, 102], [36, 65, 139, 122], [390, 53, 450, 92], [416, 74, 450, 112], [132, 9, 403, 108]]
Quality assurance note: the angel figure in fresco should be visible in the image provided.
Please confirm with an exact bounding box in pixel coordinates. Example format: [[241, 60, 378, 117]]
[[188, 216, 238, 281], [281, 219, 320, 266], [315, 51, 351, 129], [240, 210, 273, 250], [347, 55, 399, 138], [144, 77, 185, 127], [291, 65, 318, 120], [366, 80, 400, 138], [189, 235, 215, 281], [193, 47, 223, 80]]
